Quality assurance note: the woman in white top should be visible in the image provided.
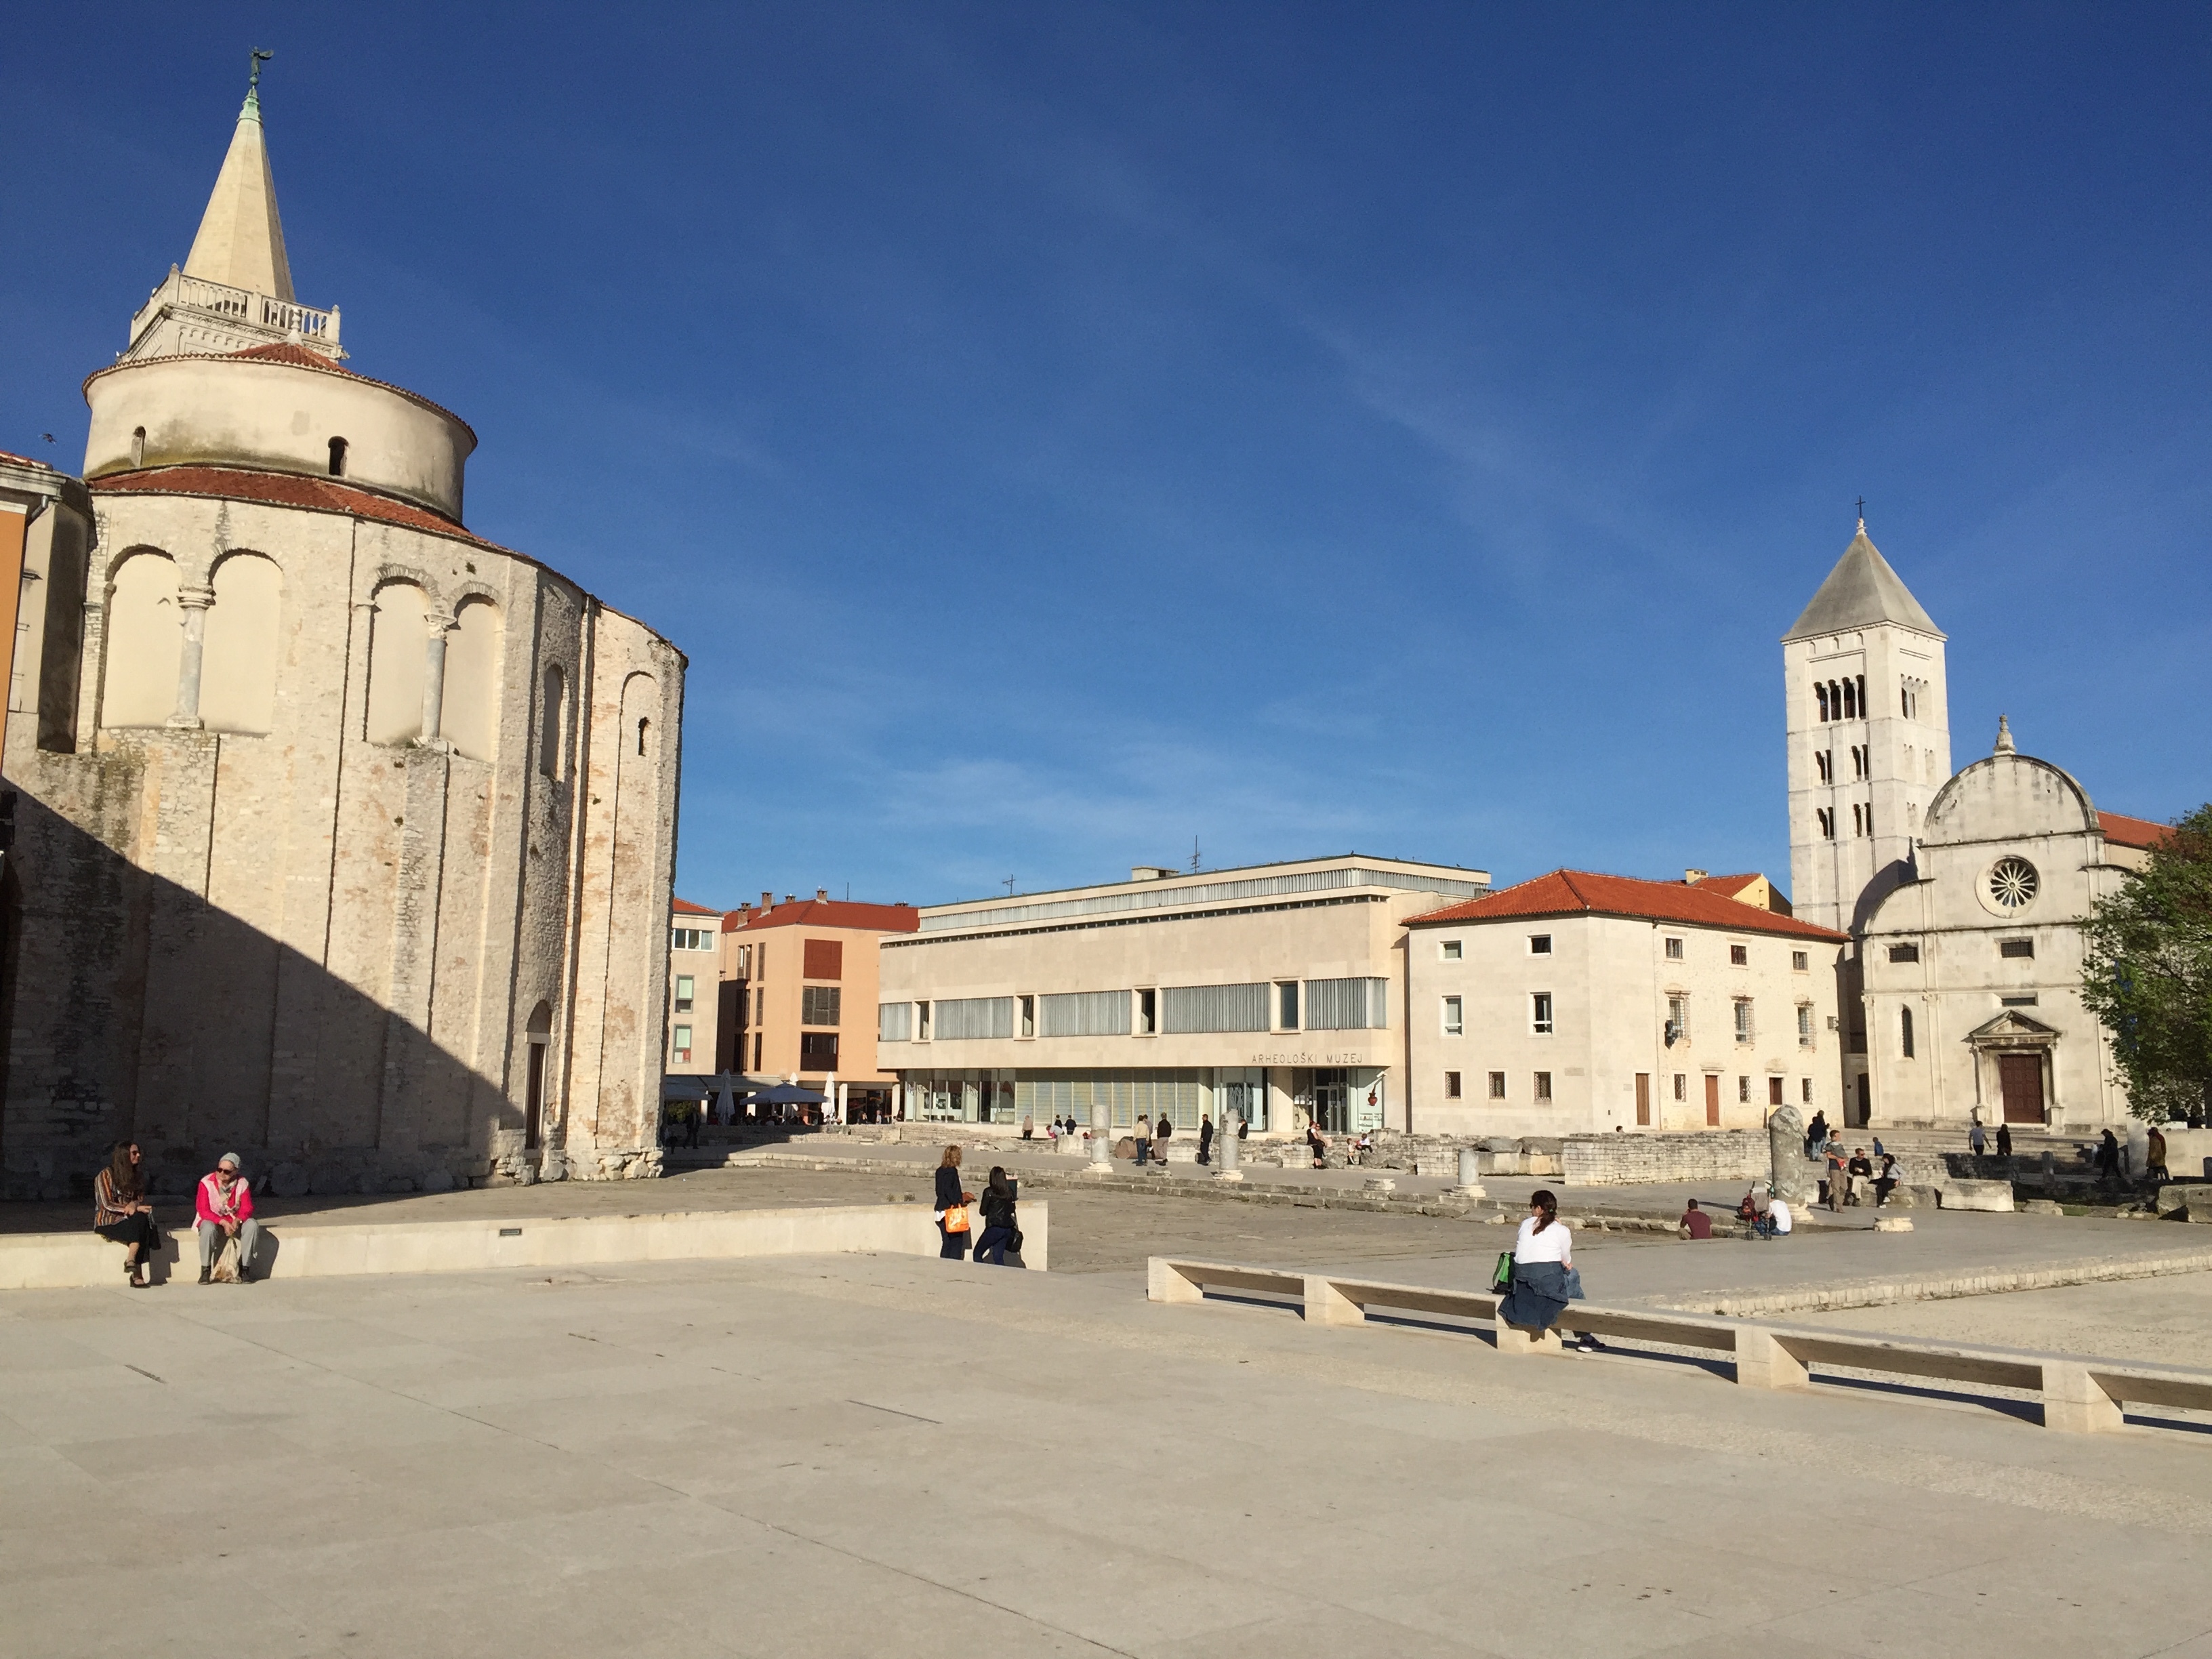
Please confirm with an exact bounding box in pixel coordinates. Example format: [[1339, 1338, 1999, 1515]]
[[1498, 1190, 1601, 1351]]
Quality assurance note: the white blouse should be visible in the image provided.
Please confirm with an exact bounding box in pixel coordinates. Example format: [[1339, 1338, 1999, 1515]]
[[1515, 1215, 1572, 1264]]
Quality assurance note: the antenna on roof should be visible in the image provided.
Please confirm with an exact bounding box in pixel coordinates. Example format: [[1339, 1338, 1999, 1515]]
[[1003, 875, 1017, 897], [1190, 836, 1202, 873]]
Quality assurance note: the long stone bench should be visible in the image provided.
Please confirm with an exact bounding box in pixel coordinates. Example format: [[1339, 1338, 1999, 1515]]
[[0, 1202, 1050, 1290], [1145, 1256, 2212, 1435]]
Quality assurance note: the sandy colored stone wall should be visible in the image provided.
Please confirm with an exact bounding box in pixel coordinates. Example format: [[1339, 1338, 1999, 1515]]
[[0, 486, 682, 1201]]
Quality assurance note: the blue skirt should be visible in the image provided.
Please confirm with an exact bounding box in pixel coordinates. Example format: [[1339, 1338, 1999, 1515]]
[[1498, 1259, 1573, 1331]]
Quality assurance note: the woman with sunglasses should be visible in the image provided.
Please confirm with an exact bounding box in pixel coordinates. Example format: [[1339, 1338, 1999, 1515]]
[[94, 1141, 159, 1288]]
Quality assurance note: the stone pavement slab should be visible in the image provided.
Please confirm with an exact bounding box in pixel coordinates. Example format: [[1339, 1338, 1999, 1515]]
[[7, 1252, 2212, 1658]]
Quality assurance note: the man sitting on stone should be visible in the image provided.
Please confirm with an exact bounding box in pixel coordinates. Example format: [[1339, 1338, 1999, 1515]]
[[1677, 1199, 1713, 1240], [1847, 1148, 1874, 1205], [195, 1153, 263, 1284]]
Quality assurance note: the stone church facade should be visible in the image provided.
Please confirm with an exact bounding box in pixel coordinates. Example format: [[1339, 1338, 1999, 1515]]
[[0, 81, 684, 1200], [1784, 523, 2163, 1131]]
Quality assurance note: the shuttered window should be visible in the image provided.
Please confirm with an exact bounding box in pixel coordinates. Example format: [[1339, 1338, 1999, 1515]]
[[1160, 982, 1269, 1034], [804, 939, 843, 979], [935, 996, 1015, 1040], [878, 1002, 912, 1043], [800, 986, 841, 1027], [1305, 977, 1389, 1030], [1038, 990, 1130, 1037]]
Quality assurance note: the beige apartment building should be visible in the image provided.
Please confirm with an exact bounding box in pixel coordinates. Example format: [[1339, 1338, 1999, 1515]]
[[1403, 870, 1849, 1137], [667, 899, 723, 1076], [876, 856, 1491, 1136], [724, 892, 918, 1115]]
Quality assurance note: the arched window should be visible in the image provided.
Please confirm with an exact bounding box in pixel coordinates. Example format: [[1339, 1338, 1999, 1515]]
[[101, 551, 182, 728], [1842, 678, 1858, 718], [1900, 1006, 1915, 1059], [539, 665, 566, 779], [636, 715, 650, 756], [441, 596, 501, 762], [199, 552, 281, 734], [525, 998, 554, 1149], [130, 427, 146, 468], [1816, 682, 1829, 723], [365, 581, 428, 745], [327, 436, 348, 477]]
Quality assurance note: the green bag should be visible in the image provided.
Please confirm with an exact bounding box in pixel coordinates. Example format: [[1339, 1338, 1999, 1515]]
[[1491, 1251, 1515, 1294]]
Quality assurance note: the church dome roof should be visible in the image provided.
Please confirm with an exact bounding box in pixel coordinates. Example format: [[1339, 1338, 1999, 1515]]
[[1783, 525, 1944, 642]]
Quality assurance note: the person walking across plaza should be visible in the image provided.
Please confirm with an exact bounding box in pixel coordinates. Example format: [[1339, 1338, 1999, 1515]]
[[2148, 1124, 2170, 1184], [1500, 1191, 1599, 1351], [94, 1141, 159, 1288], [1154, 1113, 1174, 1164], [1133, 1113, 1151, 1165], [934, 1145, 975, 1260], [1969, 1120, 1988, 1162], [1996, 1122, 2013, 1162], [973, 1167, 1021, 1267], [1197, 1113, 1214, 1166], [195, 1153, 263, 1284], [2096, 1128, 2122, 1186]]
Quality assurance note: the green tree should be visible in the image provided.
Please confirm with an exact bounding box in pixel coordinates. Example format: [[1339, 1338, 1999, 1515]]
[[2081, 804, 2212, 1120]]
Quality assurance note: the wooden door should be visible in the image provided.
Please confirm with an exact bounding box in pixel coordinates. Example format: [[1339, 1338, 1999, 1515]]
[[1999, 1054, 2045, 1124], [1635, 1073, 1651, 1126], [1704, 1073, 1721, 1127]]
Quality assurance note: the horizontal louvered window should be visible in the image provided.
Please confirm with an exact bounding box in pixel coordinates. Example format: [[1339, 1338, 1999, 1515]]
[[1305, 977, 1388, 1030], [878, 1002, 911, 1043], [934, 996, 1015, 1040], [800, 986, 841, 1027], [1160, 982, 1270, 1034], [1038, 989, 1130, 1037]]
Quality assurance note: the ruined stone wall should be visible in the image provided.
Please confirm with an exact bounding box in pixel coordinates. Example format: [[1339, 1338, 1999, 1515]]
[[0, 488, 682, 1200]]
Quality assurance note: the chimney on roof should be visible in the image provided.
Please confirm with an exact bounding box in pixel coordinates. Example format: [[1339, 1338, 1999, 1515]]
[[815, 888, 828, 902], [760, 891, 772, 908], [1684, 869, 1708, 885], [783, 894, 796, 904]]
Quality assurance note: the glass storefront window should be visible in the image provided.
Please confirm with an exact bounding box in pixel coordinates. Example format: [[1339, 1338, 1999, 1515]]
[[1214, 1066, 1269, 1133]]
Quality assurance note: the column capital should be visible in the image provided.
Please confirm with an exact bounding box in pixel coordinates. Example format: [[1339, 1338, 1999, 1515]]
[[176, 584, 216, 611]]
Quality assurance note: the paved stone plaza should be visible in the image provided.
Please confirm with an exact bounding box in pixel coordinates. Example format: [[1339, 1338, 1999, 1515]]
[[9, 1168, 2212, 1658]]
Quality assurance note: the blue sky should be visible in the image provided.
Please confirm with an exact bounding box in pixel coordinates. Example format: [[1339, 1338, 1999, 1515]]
[[5, 4, 2207, 910]]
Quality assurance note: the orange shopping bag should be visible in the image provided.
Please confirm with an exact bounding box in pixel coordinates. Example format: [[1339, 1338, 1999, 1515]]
[[941, 1204, 970, 1234]]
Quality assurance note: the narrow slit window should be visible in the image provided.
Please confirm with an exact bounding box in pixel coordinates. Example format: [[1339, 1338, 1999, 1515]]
[[327, 436, 348, 476]]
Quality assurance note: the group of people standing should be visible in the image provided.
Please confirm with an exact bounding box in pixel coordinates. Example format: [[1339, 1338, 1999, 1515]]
[[92, 1140, 264, 1287]]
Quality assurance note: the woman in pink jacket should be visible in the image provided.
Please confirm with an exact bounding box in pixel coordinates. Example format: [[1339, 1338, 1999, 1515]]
[[195, 1154, 263, 1284]]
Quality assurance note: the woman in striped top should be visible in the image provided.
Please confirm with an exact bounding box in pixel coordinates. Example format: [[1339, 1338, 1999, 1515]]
[[94, 1141, 157, 1288]]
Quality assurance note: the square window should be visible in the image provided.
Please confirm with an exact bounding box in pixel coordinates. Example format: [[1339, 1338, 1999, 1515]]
[[1443, 1071, 1462, 1099], [1672, 1073, 1686, 1101], [1664, 937, 1683, 960], [1531, 992, 1553, 1035], [1999, 939, 2034, 960], [1533, 1071, 1553, 1103], [1441, 939, 1463, 960], [1792, 951, 1809, 971], [1729, 943, 1749, 966], [1529, 935, 1553, 956], [1442, 995, 1464, 1036], [1488, 1071, 1506, 1100], [1738, 1075, 1750, 1103]]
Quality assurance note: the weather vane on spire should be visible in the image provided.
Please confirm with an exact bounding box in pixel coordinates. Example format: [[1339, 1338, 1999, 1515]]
[[249, 48, 273, 94]]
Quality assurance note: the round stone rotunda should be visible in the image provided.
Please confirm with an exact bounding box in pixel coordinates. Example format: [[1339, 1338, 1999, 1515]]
[[0, 80, 684, 1200]]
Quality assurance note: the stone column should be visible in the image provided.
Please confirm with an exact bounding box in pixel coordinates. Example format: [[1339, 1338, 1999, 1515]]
[[1215, 1115, 1242, 1181], [167, 582, 214, 729], [420, 609, 455, 746]]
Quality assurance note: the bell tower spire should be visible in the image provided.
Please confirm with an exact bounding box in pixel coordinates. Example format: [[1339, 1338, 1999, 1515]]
[[181, 49, 295, 302]]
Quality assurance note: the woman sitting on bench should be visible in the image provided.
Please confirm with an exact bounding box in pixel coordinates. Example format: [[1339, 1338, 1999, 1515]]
[[94, 1141, 158, 1288]]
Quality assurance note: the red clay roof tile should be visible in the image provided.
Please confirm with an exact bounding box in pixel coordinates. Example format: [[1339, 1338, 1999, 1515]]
[[671, 897, 721, 916], [2100, 811, 2176, 851], [90, 464, 483, 542], [1406, 869, 1848, 941], [729, 899, 920, 934], [228, 342, 356, 374]]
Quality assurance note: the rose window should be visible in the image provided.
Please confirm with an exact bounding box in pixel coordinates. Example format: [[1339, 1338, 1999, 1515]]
[[1987, 857, 2039, 910]]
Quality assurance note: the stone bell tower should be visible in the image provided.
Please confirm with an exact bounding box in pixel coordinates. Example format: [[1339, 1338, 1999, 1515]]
[[1782, 518, 1952, 937]]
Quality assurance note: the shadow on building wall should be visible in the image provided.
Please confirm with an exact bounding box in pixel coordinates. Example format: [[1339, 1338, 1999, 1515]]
[[0, 789, 554, 1204]]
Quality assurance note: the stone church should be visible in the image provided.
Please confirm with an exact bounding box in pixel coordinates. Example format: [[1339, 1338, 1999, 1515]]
[[0, 78, 684, 1200], [1784, 523, 2166, 1131]]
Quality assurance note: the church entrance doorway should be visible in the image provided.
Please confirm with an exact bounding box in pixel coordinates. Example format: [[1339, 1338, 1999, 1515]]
[[1999, 1054, 2045, 1125]]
